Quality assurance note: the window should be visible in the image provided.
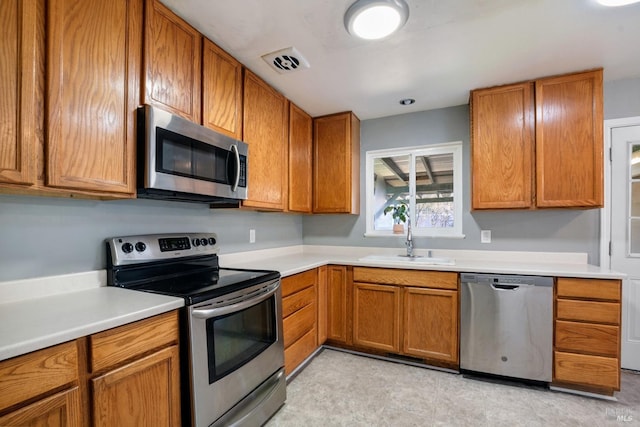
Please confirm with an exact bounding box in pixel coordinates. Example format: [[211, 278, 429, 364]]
[[365, 142, 464, 238]]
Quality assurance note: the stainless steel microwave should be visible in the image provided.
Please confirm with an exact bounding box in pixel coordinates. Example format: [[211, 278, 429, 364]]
[[137, 105, 248, 205]]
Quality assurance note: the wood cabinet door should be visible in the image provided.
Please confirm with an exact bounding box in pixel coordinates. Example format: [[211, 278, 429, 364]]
[[326, 265, 352, 344], [202, 38, 242, 139], [0, 0, 38, 186], [47, 0, 140, 195], [403, 287, 458, 363], [144, 0, 201, 123], [288, 103, 313, 213], [313, 112, 360, 214], [353, 283, 401, 353], [317, 266, 328, 345], [535, 69, 603, 208], [92, 345, 181, 427], [242, 70, 288, 210], [470, 82, 534, 209], [0, 387, 81, 427]]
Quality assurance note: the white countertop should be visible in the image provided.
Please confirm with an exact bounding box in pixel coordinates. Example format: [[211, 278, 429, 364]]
[[0, 245, 624, 363]]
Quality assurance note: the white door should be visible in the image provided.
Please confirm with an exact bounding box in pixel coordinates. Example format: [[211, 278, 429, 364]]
[[610, 123, 640, 370]]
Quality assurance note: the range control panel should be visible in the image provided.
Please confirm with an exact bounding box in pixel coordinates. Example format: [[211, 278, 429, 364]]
[[107, 233, 218, 266]]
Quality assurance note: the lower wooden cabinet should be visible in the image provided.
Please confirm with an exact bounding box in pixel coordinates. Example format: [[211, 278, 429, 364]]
[[0, 310, 181, 426], [553, 277, 621, 394], [326, 265, 353, 345], [351, 267, 459, 366]]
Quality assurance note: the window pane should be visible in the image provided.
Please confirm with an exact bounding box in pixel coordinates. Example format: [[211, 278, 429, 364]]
[[372, 155, 410, 231], [632, 144, 640, 179], [632, 182, 640, 217], [414, 153, 455, 229], [630, 219, 640, 255]]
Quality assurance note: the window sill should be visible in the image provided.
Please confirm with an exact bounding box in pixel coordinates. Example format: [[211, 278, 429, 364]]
[[364, 232, 466, 239]]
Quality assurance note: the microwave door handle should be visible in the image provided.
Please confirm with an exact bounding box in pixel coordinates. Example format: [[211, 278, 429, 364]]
[[231, 144, 240, 192], [191, 281, 279, 319]]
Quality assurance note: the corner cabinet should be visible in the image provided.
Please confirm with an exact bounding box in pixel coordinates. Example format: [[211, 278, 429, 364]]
[[288, 103, 313, 213], [144, 0, 201, 123], [313, 112, 360, 214], [242, 70, 288, 210], [326, 265, 353, 345], [471, 69, 603, 209]]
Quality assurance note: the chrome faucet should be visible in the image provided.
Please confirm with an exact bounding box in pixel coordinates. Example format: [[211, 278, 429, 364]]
[[405, 217, 414, 257]]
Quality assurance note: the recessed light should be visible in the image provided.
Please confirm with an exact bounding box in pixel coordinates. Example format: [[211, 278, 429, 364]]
[[595, 0, 640, 5], [399, 98, 415, 105], [344, 0, 410, 40]]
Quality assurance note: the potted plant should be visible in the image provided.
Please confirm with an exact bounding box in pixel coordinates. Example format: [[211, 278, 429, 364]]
[[384, 203, 408, 234]]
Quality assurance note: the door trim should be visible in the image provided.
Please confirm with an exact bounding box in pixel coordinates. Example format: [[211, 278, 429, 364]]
[[600, 116, 640, 269]]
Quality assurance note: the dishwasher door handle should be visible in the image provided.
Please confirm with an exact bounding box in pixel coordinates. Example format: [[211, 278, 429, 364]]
[[491, 283, 521, 290]]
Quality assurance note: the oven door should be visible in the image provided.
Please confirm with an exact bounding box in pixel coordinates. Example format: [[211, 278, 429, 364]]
[[188, 278, 285, 427]]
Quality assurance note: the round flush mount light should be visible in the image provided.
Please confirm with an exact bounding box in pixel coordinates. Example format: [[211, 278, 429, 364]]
[[344, 0, 410, 40], [595, 0, 640, 5], [399, 98, 415, 105]]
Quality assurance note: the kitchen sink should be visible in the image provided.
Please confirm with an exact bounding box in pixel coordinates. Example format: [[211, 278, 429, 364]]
[[358, 254, 455, 265]]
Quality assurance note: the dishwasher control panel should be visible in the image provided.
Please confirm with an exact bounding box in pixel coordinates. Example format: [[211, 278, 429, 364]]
[[460, 273, 553, 287]]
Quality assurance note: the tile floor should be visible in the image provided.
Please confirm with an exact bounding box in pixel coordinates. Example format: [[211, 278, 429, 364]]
[[266, 349, 640, 426]]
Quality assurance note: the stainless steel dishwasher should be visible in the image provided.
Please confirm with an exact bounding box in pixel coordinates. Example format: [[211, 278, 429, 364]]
[[460, 273, 553, 383]]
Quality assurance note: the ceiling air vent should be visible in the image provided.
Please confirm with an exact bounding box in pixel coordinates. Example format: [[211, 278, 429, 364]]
[[261, 47, 310, 74]]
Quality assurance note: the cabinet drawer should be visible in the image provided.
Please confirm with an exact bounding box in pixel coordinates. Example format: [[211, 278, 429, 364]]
[[555, 320, 618, 357], [0, 341, 78, 412], [554, 351, 619, 390], [284, 327, 317, 376], [283, 285, 315, 318], [89, 311, 179, 372], [556, 278, 621, 301], [556, 299, 620, 325], [283, 302, 316, 348], [353, 267, 458, 290], [282, 269, 317, 297]]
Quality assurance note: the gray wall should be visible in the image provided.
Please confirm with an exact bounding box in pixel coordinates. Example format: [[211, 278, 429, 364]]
[[303, 77, 640, 263], [0, 195, 302, 281]]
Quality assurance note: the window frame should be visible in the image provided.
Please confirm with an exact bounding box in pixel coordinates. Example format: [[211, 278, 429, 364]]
[[364, 141, 464, 238]]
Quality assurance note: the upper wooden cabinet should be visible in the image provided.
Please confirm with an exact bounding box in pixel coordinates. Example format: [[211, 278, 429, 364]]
[[202, 38, 243, 139], [471, 69, 603, 209], [313, 112, 360, 214], [0, 0, 38, 187], [47, 0, 141, 195], [144, 0, 202, 123], [288, 103, 313, 213], [242, 70, 288, 210]]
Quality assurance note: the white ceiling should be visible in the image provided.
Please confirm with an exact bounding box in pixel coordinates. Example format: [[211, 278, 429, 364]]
[[160, 0, 640, 120]]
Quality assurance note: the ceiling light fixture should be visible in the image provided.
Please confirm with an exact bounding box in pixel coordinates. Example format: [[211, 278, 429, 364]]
[[595, 0, 640, 6], [344, 0, 410, 40]]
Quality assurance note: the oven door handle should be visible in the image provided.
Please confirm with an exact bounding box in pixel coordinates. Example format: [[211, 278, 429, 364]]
[[191, 280, 279, 319]]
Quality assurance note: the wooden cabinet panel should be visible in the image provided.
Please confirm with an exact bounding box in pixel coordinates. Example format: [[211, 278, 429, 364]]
[[282, 268, 317, 297], [313, 112, 360, 214], [284, 328, 316, 377], [556, 299, 620, 325], [536, 70, 603, 207], [0, 387, 81, 427], [242, 70, 288, 210], [46, 0, 140, 195], [471, 83, 534, 209], [283, 286, 315, 318], [327, 265, 352, 344], [0, 341, 78, 412], [0, 0, 38, 186], [317, 265, 328, 345], [353, 267, 458, 290], [403, 287, 458, 363], [89, 311, 179, 373], [554, 351, 619, 390], [556, 278, 621, 301], [353, 283, 401, 353], [555, 320, 618, 357], [202, 38, 242, 139], [92, 345, 181, 427], [144, 0, 201, 123], [288, 103, 313, 213], [283, 302, 316, 348]]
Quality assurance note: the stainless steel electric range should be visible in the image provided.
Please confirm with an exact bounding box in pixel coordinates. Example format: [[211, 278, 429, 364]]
[[106, 233, 286, 427]]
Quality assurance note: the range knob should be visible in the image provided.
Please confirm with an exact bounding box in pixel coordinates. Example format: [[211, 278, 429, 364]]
[[199, 238, 208, 246], [192, 238, 201, 247], [121, 243, 134, 254], [135, 242, 146, 252], [208, 237, 216, 246]]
